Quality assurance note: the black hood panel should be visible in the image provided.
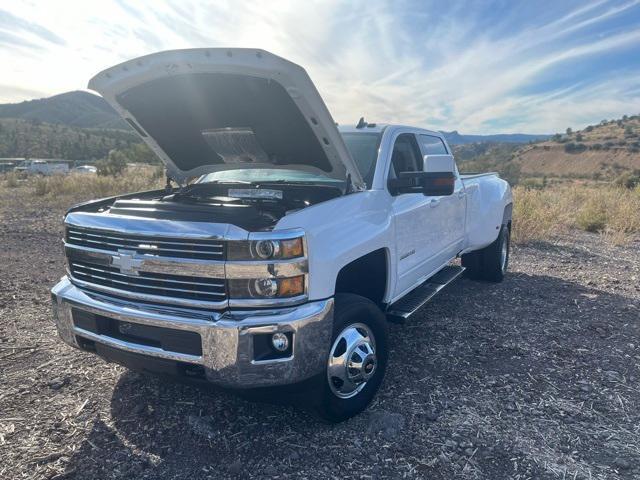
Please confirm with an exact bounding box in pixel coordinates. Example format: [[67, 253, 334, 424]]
[[117, 73, 331, 174]]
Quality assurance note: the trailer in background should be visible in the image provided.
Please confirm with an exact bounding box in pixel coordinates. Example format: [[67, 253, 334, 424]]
[[14, 159, 70, 175]]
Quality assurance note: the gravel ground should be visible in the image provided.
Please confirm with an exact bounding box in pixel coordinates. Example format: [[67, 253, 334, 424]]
[[1, 185, 639, 480]]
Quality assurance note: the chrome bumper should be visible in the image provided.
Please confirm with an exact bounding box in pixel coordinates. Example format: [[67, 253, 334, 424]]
[[51, 277, 333, 388]]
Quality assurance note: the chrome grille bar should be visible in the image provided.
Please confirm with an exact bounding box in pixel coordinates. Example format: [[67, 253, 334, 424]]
[[66, 226, 225, 261], [70, 263, 223, 288], [69, 260, 226, 302]]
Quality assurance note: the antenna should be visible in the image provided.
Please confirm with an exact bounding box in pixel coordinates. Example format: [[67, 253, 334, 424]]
[[356, 117, 367, 129]]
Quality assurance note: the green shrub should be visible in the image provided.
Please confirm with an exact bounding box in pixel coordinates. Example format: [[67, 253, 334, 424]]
[[34, 177, 48, 196], [614, 172, 640, 189], [97, 151, 127, 176], [4, 172, 19, 188], [152, 165, 165, 180], [564, 142, 587, 153], [576, 200, 608, 232]]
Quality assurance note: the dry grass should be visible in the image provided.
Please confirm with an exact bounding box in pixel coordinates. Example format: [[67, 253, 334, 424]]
[[26, 165, 163, 203], [3, 171, 20, 188], [513, 184, 640, 245]]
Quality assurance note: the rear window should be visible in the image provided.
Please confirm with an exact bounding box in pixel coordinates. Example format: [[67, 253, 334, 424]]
[[340, 132, 381, 188], [419, 135, 448, 155]]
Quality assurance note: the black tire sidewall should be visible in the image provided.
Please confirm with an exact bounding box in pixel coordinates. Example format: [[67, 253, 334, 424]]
[[483, 224, 509, 281], [317, 294, 389, 422], [500, 226, 510, 274]]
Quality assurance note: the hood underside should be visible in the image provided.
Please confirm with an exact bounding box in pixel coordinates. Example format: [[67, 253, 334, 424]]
[[88, 48, 364, 189]]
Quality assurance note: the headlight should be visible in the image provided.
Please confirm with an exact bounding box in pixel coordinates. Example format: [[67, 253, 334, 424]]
[[226, 231, 307, 304], [228, 275, 305, 299], [228, 237, 304, 260]]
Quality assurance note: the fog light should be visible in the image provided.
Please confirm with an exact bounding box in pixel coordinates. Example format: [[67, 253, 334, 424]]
[[271, 332, 289, 352]]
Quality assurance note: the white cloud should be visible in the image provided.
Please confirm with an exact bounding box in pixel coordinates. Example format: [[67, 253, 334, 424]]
[[0, 0, 639, 133]]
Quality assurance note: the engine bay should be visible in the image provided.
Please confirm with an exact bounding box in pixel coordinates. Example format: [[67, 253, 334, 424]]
[[71, 181, 343, 231]]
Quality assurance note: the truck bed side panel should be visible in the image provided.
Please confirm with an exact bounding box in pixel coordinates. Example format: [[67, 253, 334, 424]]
[[461, 174, 512, 252]]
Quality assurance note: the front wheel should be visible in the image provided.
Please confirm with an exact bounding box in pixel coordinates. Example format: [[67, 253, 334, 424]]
[[315, 294, 389, 422]]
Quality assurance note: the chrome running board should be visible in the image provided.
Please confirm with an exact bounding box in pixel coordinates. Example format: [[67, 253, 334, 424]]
[[386, 265, 465, 322]]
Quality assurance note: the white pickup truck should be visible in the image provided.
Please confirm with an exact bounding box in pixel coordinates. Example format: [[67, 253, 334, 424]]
[[51, 49, 512, 421], [16, 159, 69, 175]]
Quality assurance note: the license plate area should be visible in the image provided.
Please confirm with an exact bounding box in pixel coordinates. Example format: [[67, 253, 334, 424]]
[[72, 309, 202, 356]]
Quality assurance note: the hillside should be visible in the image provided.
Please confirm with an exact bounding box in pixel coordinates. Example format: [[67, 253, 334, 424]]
[[442, 130, 549, 145], [456, 114, 640, 184], [513, 116, 640, 179], [0, 118, 138, 160], [0, 91, 127, 130]]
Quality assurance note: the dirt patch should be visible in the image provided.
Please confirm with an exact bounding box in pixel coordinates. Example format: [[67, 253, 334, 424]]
[[1, 185, 639, 479]]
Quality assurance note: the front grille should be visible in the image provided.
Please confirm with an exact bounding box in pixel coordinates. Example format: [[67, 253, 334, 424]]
[[69, 260, 226, 303], [66, 226, 225, 261]]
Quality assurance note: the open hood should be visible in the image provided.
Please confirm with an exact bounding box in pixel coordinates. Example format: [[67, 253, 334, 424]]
[[88, 48, 365, 189]]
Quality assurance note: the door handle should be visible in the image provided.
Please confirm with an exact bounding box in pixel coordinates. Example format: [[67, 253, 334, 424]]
[[429, 198, 440, 208], [457, 191, 466, 199]]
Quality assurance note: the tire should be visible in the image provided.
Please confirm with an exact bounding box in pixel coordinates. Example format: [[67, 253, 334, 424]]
[[461, 224, 510, 282], [314, 293, 389, 423]]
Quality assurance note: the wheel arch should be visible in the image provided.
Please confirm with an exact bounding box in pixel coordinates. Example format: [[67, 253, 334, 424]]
[[334, 248, 390, 308], [502, 202, 513, 230]]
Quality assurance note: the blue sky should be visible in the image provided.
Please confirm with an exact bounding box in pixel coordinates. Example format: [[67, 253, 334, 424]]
[[1, 0, 639, 134]]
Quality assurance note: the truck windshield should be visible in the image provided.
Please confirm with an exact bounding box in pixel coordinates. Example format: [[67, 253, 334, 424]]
[[197, 132, 382, 189], [340, 132, 381, 187], [198, 169, 344, 185]]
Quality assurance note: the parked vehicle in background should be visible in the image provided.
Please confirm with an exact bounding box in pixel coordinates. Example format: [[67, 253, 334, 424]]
[[15, 159, 69, 175], [73, 165, 97, 174], [0, 163, 17, 173], [50, 49, 512, 422]]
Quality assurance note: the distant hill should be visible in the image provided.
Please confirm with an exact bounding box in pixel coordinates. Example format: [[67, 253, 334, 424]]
[[0, 91, 128, 130], [0, 118, 138, 160], [513, 115, 640, 179], [456, 114, 640, 184], [442, 130, 550, 145]]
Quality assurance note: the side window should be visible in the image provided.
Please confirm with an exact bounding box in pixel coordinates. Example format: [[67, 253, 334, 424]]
[[389, 133, 423, 179], [419, 135, 448, 155]]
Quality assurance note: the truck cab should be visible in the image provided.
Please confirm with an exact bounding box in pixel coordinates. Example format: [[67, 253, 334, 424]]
[[51, 49, 512, 421]]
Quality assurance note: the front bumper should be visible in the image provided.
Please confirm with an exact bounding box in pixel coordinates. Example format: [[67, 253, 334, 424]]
[[51, 277, 333, 388]]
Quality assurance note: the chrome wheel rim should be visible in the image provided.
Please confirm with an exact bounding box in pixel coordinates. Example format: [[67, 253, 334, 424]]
[[327, 323, 377, 399], [500, 233, 509, 273]]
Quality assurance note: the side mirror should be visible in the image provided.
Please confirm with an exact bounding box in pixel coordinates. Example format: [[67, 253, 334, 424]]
[[387, 154, 456, 196], [422, 154, 455, 196]]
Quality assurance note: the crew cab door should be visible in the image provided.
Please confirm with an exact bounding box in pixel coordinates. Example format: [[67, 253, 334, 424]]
[[417, 135, 466, 259], [388, 133, 450, 299]]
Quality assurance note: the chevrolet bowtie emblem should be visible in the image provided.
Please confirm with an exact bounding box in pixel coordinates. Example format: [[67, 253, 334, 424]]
[[111, 249, 143, 276]]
